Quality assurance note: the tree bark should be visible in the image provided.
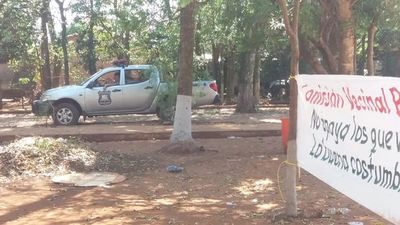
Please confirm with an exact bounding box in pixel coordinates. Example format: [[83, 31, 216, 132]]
[[318, 0, 339, 74], [366, 16, 378, 76], [170, 1, 196, 144], [0, 80, 2, 109], [212, 43, 222, 101], [40, 0, 52, 90], [220, 48, 225, 104], [55, 0, 70, 85], [236, 22, 257, 113], [337, 0, 355, 74], [236, 51, 256, 113], [48, 9, 62, 87], [300, 36, 328, 74], [253, 48, 261, 103], [224, 46, 236, 104]]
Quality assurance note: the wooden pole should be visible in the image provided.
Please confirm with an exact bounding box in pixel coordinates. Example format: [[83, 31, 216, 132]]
[[278, 0, 300, 217], [285, 77, 298, 216]]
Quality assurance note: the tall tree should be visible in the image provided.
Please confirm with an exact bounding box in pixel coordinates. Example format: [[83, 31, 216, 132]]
[[300, 0, 358, 75], [40, 0, 52, 90], [300, 0, 338, 74], [224, 44, 237, 103], [163, 0, 201, 153], [337, 0, 357, 74], [278, 0, 300, 217], [236, 49, 256, 112], [355, 0, 400, 76], [48, 8, 62, 87], [55, 0, 70, 84], [253, 48, 261, 102], [235, 0, 271, 112]]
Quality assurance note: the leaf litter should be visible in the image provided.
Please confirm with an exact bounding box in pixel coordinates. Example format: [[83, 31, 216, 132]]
[[0, 137, 157, 183]]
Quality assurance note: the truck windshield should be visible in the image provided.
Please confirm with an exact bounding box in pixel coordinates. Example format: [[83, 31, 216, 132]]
[[80, 69, 103, 86]]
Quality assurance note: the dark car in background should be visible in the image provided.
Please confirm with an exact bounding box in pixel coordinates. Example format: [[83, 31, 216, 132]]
[[265, 79, 289, 103]]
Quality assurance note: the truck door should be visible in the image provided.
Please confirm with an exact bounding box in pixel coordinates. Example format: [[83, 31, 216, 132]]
[[84, 69, 125, 114], [119, 68, 159, 112]]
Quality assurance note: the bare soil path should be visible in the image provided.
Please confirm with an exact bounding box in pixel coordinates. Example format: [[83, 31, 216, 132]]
[[0, 138, 391, 225], [0, 104, 392, 224]]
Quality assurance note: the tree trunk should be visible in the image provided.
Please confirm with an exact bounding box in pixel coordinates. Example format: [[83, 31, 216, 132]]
[[236, 50, 256, 113], [57, 0, 70, 85], [40, 0, 52, 90], [337, 0, 355, 75], [87, 0, 97, 75], [358, 34, 366, 75], [170, 1, 196, 146], [212, 43, 222, 100], [318, 0, 339, 74], [220, 47, 225, 104], [0, 80, 2, 109], [253, 48, 261, 103], [367, 16, 378, 76], [224, 46, 236, 104], [300, 36, 328, 74], [48, 9, 62, 87], [278, 0, 300, 217]]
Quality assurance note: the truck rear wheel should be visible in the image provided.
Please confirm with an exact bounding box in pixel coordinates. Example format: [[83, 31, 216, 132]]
[[52, 103, 80, 126]]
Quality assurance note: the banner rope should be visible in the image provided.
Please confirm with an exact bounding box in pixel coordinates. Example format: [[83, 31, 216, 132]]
[[277, 160, 300, 202]]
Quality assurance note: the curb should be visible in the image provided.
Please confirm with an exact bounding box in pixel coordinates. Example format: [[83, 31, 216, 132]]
[[0, 104, 289, 115], [0, 110, 32, 114], [0, 129, 281, 143]]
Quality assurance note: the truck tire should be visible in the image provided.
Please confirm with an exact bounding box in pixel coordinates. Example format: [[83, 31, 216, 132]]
[[52, 103, 80, 126]]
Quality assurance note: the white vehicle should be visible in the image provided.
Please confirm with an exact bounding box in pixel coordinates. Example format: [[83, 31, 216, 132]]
[[32, 65, 220, 125]]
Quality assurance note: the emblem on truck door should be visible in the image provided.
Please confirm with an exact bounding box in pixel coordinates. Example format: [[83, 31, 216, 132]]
[[98, 90, 112, 105]]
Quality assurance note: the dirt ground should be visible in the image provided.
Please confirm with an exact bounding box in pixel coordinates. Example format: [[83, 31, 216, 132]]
[[0, 137, 391, 225], [0, 100, 392, 224]]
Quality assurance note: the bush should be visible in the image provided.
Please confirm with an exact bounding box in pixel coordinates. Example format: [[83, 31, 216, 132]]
[[156, 81, 177, 122]]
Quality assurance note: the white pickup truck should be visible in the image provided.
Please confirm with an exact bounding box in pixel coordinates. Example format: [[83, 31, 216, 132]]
[[32, 65, 220, 125]]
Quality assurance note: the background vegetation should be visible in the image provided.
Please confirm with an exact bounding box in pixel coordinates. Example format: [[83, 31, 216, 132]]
[[0, 0, 399, 102]]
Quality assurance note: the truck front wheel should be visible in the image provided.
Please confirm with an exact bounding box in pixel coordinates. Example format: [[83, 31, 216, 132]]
[[52, 103, 80, 125]]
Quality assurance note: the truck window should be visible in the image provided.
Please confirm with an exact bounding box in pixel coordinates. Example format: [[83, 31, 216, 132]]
[[94, 70, 120, 87], [124, 69, 150, 84]]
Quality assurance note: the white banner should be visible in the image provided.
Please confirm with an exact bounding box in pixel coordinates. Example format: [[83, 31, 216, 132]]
[[297, 75, 400, 225]]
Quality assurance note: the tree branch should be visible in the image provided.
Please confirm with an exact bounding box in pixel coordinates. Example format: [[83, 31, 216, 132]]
[[278, 0, 294, 37], [292, 0, 300, 36]]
